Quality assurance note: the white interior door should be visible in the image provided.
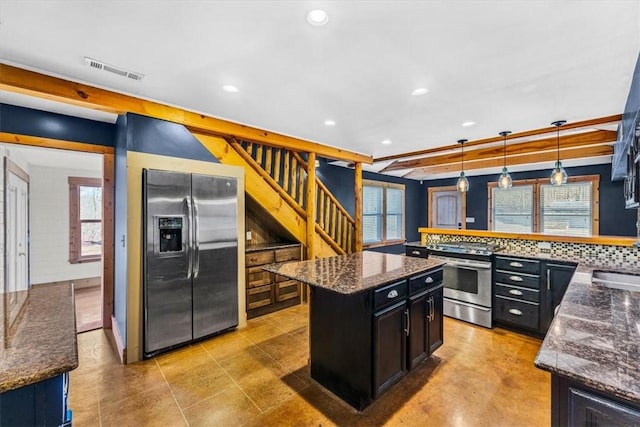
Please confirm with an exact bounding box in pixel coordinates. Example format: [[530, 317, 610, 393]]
[[429, 188, 465, 229], [6, 164, 29, 293]]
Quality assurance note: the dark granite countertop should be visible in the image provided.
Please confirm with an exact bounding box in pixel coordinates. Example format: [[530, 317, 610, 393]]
[[535, 266, 640, 404], [404, 241, 427, 247], [0, 283, 78, 393], [263, 250, 444, 294], [246, 242, 301, 252]]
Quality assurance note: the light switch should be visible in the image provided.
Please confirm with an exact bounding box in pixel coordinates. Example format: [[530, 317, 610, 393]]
[[246, 231, 252, 240], [466, 217, 475, 223]]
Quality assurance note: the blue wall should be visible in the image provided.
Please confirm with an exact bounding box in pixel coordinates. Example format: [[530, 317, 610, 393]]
[[318, 159, 426, 254], [422, 163, 637, 236], [114, 115, 128, 340], [0, 103, 114, 146]]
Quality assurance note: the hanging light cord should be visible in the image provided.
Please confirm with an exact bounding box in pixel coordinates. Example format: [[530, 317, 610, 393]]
[[556, 125, 560, 164], [461, 141, 464, 171], [503, 135, 507, 169]]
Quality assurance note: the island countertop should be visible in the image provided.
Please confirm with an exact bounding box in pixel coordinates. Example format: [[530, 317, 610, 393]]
[[263, 250, 444, 294], [0, 282, 78, 393], [534, 266, 640, 404]]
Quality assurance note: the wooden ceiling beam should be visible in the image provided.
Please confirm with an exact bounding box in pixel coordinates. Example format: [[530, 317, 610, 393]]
[[404, 144, 613, 178], [374, 114, 621, 163], [0, 64, 372, 164], [382, 129, 615, 172]]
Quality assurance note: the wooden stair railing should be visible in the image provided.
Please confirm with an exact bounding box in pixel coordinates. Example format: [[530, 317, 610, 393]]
[[230, 138, 355, 254]]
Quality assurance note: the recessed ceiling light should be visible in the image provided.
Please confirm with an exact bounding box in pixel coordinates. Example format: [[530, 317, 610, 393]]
[[462, 121, 475, 127], [411, 88, 428, 96], [222, 85, 238, 93], [381, 139, 392, 145], [307, 9, 329, 26], [324, 120, 336, 126]]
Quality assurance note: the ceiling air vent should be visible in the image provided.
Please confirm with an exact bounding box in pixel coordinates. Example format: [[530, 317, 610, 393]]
[[84, 57, 144, 81]]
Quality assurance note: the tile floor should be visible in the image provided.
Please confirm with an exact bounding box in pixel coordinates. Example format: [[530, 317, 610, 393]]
[[70, 304, 551, 426]]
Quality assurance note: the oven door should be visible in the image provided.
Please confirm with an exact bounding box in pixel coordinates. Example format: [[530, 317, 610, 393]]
[[432, 255, 492, 307]]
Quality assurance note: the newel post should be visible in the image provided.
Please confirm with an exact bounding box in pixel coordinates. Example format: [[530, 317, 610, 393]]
[[306, 152, 317, 260], [354, 162, 363, 252]]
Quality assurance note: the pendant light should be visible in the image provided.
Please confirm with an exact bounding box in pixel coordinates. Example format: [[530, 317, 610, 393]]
[[549, 120, 568, 186], [497, 130, 512, 189], [456, 139, 469, 192]]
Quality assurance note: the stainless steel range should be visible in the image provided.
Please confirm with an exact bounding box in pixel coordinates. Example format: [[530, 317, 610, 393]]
[[427, 241, 501, 328]]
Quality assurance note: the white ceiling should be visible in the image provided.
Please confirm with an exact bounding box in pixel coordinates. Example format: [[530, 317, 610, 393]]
[[0, 1, 639, 174], [0, 143, 103, 172]]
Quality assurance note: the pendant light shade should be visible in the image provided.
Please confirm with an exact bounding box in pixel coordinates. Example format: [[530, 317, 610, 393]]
[[550, 120, 568, 186], [497, 130, 512, 189], [456, 139, 469, 192]]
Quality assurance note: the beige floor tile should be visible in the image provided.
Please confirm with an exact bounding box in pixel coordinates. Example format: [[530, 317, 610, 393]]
[[256, 332, 307, 361], [164, 359, 235, 409], [235, 367, 309, 412], [100, 383, 186, 427], [97, 360, 167, 405], [239, 322, 287, 345], [183, 384, 261, 427], [218, 346, 287, 382], [201, 330, 255, 361]]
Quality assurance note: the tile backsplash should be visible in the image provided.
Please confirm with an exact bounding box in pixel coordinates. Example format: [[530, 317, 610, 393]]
[[423, 233, 640, 271]]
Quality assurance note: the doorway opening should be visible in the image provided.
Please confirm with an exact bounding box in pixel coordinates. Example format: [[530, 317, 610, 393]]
[[1, 144, 104, 333], [427, 185, 467, 229]]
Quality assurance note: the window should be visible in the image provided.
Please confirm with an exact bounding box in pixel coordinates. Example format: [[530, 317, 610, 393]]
[[69, 177, 102, 263], [488, 175, 599, 236], [363, 180, 405, 246]]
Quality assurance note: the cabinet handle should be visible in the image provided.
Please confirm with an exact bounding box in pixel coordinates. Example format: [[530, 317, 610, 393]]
[[430, 296, 435, 321], [510, 262, 524, 268], [508, 289, 523, 296], [547, 269, 551, 291], [405, 309, 410, 336], [387, 289, 399, 299], [508, 308, 523, 316], [412, 250, 421, 255], [509, 275, 523, 282], [424, 276, 434, 284]]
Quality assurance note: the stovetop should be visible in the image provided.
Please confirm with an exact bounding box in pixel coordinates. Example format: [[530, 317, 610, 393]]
[[427, 241, 502, 256]]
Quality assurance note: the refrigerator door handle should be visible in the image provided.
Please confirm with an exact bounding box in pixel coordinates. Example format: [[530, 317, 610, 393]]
[[185, 197, 193, 279], [193, 197, 200, 278]]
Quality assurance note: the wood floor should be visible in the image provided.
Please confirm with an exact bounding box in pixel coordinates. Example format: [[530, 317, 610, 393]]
[[69, 304, 551, 426], [74, 285, 102, 333]]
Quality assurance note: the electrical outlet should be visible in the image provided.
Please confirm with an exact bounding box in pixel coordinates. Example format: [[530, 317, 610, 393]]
[[466, 217, 475, 223], [246, 231, 252, 240]]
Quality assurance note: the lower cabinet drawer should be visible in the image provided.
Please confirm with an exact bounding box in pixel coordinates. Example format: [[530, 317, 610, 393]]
[[374, 281, 408, 310], [409, 268, 443, 295], [405, 246, 429, 258], [276, 280, 300, 302], [274, 247, 301, 262], [494, 283, 539, 303], [247, 267, 271, 288], [247, 285, 273, 309], [494, 296, 539, 330], [495, 270, 540, 289]]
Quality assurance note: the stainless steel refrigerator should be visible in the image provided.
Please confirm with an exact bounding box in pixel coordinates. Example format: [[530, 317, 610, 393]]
[[143, 169, 238, 357]]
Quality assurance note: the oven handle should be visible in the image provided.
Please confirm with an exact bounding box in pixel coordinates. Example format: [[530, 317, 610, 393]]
[[445, 298, 491, 311], [442, 260, 492, 270]]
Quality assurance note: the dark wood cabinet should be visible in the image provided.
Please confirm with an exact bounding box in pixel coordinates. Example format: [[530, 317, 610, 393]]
[[494, 255, 576, 336], [245, 244, 302, 318], [309, 266, 443, 411], [374, 301, 407, 397], [427, 285, 444, 354], [540, 262, 577, 333], [552, 375, 640, 427]]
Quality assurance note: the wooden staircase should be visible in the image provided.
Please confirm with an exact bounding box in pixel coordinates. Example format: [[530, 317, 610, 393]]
[[194, 133, 355, 258]]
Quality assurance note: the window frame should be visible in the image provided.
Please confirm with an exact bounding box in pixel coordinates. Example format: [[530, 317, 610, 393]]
[[487, 175, 600, 235], [362, 179, 406, 248], [69, 177, 103, 264]]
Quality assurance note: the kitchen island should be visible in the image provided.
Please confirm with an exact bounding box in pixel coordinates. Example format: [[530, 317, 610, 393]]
[[0, 282, 77, 426], [264, 251, 444, 410], [535, 266, 640, 426]]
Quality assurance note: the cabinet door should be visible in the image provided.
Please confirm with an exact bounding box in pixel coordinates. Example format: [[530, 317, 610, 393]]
[[568, 387, 640, 427], [541, 263, 576, 333], [427, 286, 444, 355], [408, 293, 428, 370], [373, 301, 407, 397]]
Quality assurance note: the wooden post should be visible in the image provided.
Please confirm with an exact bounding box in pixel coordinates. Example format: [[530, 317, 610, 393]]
[[354, 162, 363, 252], [102, 153, 115, 329], [306, 152, 317, 260]]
